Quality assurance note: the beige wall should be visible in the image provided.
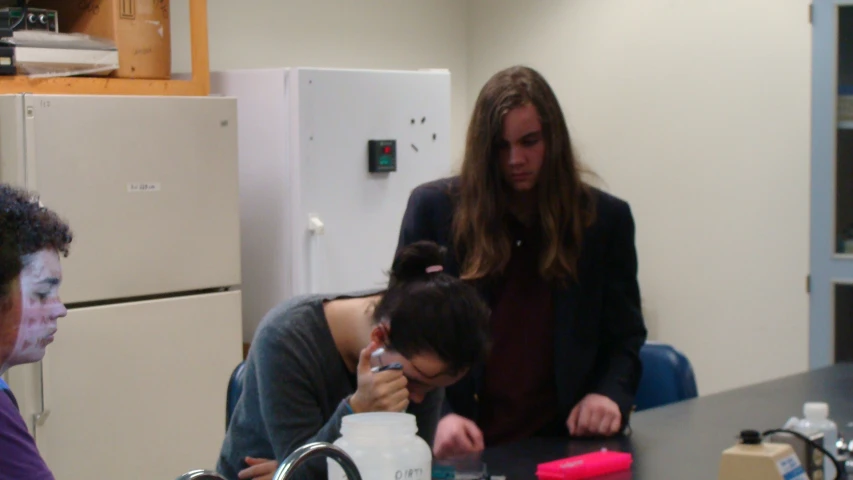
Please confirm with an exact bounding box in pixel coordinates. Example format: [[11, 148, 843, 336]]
[[467, 0, 812, 395], [171, 0, 470, 161], [173, 0, 814, 395]]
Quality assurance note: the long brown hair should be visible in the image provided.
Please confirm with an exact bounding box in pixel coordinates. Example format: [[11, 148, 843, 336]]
[[452, 65, 596, 283]]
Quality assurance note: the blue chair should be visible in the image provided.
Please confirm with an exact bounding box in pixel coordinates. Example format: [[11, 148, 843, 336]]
[[634, 342, 698, 411], [226, 361, 246, 429]]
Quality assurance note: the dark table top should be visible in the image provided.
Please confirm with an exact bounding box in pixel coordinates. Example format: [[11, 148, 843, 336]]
[[481, 363, 853, 480]]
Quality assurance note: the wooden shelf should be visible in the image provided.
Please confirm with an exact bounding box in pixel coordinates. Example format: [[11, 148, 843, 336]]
[[0, 0, 209, 96], [0, 75, 204, 95]]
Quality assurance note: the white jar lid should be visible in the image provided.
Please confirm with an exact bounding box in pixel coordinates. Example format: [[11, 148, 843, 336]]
[[341, 412, 418, 437], [804, 402, 829, 420]]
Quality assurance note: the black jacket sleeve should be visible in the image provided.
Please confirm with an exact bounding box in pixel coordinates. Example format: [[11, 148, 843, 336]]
[[591, 200, 647, 421]]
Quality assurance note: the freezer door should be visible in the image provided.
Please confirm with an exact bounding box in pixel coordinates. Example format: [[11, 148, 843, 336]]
[[17, 94, 241, 303], [289, 68, 452, 296], [33, 290, 242, 479]]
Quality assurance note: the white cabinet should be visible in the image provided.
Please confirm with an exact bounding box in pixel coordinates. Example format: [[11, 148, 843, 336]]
[[0, 94, 244, 478], [210, 68, 452, 342], [21, 291, 242, 478], [0, 94, 241, 304]]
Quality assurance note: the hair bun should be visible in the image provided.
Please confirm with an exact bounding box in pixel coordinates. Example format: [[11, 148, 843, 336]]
[[390, 240, 446, 284]]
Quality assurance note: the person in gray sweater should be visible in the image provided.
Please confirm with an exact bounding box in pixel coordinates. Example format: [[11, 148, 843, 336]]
[[217, 241, 491, 480]]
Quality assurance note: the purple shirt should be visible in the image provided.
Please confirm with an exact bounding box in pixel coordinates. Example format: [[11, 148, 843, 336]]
[[0, 381, 54, 480]]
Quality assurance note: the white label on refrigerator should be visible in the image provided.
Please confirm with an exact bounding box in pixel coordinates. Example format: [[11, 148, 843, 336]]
[[127, 182, 161, 193]]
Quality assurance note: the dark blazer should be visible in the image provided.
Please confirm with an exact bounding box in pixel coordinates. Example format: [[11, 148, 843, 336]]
[[396, 177, 647, 434]]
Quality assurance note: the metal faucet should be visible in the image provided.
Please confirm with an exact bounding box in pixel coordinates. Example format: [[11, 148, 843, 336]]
[[839, 436, 852, 457], [272, 442, 362, 480], [836, 436, 853, 474], [175, 470, 227, 480]]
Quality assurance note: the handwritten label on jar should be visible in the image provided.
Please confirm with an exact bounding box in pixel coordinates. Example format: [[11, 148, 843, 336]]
[[330, 464, 428, 480], [396, 468, 426, 480]]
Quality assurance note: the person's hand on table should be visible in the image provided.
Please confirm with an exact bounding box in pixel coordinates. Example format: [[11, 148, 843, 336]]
[[433, 413, 485, 459], [567, 393, 622, 436], [238, 457, 277, 480]]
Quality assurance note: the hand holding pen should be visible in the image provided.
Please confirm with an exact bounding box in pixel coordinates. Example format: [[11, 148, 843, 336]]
[[349, 342, 408, 413]]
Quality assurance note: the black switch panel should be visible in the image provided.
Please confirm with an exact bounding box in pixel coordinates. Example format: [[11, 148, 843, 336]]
[[368, 140, 396, 173]]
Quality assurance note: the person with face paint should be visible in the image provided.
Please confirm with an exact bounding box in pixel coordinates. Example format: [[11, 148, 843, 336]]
[[397, 66, 648, 458], [0, 184, 73, 480], [216, 241, 491, 480]]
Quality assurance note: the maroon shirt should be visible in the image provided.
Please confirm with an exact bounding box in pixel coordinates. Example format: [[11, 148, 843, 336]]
[[478, 217, 560, 445]]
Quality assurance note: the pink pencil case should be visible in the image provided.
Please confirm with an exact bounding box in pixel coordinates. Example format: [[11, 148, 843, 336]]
[[535, 450, 632, 480]]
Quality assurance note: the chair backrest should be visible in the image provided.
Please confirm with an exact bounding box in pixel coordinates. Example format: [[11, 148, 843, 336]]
[[226, 361, 246, 429], [634, 342, 698, 411]]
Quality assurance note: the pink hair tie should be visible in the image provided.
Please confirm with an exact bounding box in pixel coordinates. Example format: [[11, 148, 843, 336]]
[[425, 265, 443, 274]]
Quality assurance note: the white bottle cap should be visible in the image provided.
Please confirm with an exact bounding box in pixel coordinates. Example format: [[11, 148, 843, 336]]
[[804, 402, 829, 420]]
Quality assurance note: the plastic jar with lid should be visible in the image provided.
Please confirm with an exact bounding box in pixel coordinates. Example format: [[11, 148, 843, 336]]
[[328, 412, 432, 480]]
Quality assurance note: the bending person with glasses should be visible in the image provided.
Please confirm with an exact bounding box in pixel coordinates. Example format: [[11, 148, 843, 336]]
[[217, 240, 491, 480]]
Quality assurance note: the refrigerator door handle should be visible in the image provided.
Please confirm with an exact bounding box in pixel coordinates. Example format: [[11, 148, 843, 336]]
[[308, 215, 325, 235], [307, 214, 325, 294], [34, 353, 52, 446], [34, 409, 51, 426]]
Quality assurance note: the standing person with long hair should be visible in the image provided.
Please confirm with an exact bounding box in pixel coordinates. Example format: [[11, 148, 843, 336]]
[[397, 65, 647, 458]]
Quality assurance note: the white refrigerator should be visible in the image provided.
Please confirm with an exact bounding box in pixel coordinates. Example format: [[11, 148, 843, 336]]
[[0, 94, 244, 478], [211, 67, 453, 342]]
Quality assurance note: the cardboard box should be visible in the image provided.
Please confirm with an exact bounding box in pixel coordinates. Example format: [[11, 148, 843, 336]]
[[38, 0, 171, 79]]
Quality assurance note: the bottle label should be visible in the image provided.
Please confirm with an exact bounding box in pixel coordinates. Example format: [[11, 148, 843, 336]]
[[394, 467, 427, 480], [776, 453, 808, 480], [328, 460, 430, 480]]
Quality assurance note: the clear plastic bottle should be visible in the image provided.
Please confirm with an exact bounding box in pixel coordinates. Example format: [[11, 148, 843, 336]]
[[328, 412, 431, 480], [798, 402, 838, 479]]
